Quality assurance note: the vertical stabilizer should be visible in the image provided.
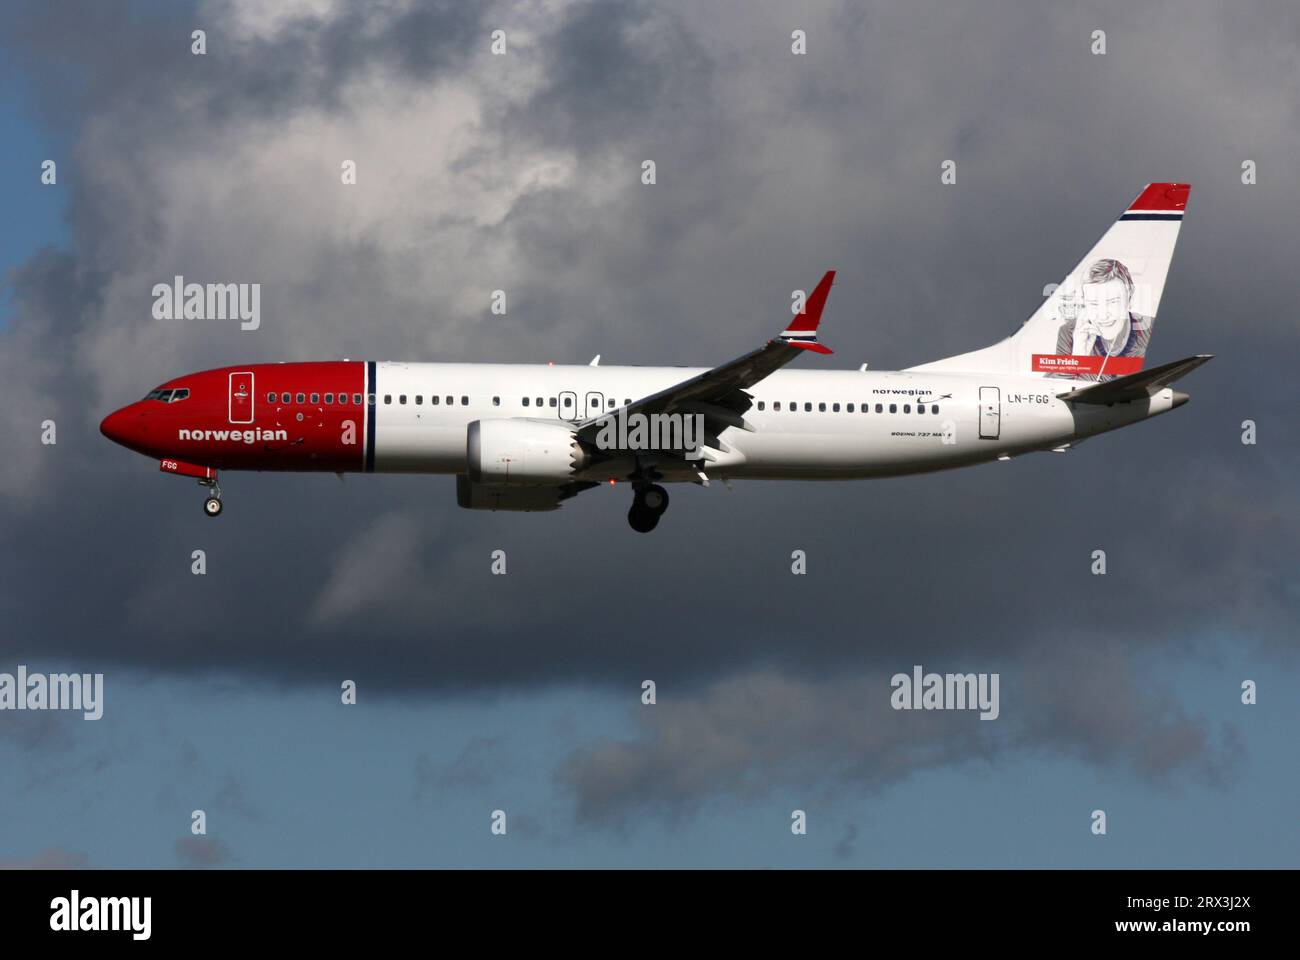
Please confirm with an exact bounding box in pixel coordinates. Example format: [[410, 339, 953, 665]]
[[907, 183, 1190, 382]]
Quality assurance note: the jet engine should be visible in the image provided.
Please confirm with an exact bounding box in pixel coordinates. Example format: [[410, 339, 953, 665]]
[[456, 475, 565, 511], [466, 419, 589, 486]]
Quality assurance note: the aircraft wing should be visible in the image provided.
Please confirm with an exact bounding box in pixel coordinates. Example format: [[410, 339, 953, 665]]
[[575, 271, 836, 445]]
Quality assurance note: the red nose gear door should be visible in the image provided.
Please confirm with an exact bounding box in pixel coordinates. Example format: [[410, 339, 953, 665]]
[[229, 371, 255, 424]]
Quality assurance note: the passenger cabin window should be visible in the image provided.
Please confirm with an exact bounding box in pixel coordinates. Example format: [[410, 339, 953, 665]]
[[522, 397, 529, 406], [267, 392, 276, 403], [353, 394, 362, 405], [931, 404, 938, 414], [563, 397, 572, 408], [549, 398, 557, 408], [493, 397, 500, 406], [903, 404, 911, 413], [431, 396, 440, 405], [537, 397, 544, 407], [889, 404, 897, 413], [818, 402, 827, 412], [311, 393, 320, 404], [326, 393, 335, 404], [296, 393, 305, 404], [832, 403, 840, 412], [384, 395, 392, 404], [847, 403, 854, 412], [773, 402, 781, 411], [415, 395, 422, 405], [875, 403, 883, 413], [459, 396, 467, 405], [282, 393, 291, 403], [757, 401, 766, 411], [399, 395, 407, 404], [804, 402, 812, 412], [367, 393, 376, 405]]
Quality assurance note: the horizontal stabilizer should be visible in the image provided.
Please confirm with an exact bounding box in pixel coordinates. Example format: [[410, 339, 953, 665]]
[[1057, 354, 1212, 404]]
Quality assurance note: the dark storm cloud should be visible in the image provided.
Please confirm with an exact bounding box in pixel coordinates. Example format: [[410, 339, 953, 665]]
[[556, 651, 1242, 826], [510, 0, 715, 154], [1, 0, 1297, 827], [0, 0, 486, 122]]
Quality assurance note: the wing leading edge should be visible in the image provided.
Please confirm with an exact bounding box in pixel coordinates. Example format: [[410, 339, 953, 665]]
[[576, 271, 837, 447]]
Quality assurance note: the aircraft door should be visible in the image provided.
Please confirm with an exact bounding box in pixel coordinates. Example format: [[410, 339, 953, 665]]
[[979, 386, 1000, 439], [558, 390, 579, 421], [584, 391, 605, 421], [229, 372, 255, 424]]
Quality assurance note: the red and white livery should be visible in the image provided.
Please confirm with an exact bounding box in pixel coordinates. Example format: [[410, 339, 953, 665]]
[[101, 184, 1209, 531]]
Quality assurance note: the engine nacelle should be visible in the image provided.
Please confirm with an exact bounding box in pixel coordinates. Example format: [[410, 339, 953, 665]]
[[467, 418, 587, 485], [456, 475, 563, 512]]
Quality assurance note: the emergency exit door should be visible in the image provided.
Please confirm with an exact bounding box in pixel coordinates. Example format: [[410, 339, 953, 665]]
[[978, 386, 1000, 439]]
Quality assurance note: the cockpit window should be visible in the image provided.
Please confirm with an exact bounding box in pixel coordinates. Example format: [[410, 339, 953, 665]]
[[143, 387, 190, 402]]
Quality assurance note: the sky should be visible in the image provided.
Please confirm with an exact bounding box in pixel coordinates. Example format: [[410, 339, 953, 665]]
[[0, 0, 1296, 868]]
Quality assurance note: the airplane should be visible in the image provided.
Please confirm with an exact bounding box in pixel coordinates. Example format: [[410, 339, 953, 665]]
[[101, 182, 1208, 533]]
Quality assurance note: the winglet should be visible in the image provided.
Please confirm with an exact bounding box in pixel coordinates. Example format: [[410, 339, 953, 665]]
[[779, 270, 835, 354]]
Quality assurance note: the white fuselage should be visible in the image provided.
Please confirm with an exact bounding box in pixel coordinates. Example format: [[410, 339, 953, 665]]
[[370, 361, 1180, 481]]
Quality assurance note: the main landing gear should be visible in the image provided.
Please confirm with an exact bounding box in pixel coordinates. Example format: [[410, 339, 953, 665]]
[[200, 477, 223, 518], [627, 483, 669, 533]]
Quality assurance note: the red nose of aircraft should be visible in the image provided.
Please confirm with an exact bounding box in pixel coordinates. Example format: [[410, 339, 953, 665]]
[[100, 403, 150, 451]]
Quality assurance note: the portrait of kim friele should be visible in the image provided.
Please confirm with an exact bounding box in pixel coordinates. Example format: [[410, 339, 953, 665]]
[[1051, 258, 1152, 382]]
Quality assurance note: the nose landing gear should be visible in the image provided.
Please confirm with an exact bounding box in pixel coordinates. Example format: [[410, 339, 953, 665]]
[[199, 477, 223, 517], [627, 483, 669, 533]]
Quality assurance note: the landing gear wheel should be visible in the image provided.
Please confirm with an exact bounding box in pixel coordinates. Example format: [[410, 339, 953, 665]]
[[627, 505, 659, 533], [199, 474, 223, 518], [628, 482, 668, 532], [641, 484, 669, 514]]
